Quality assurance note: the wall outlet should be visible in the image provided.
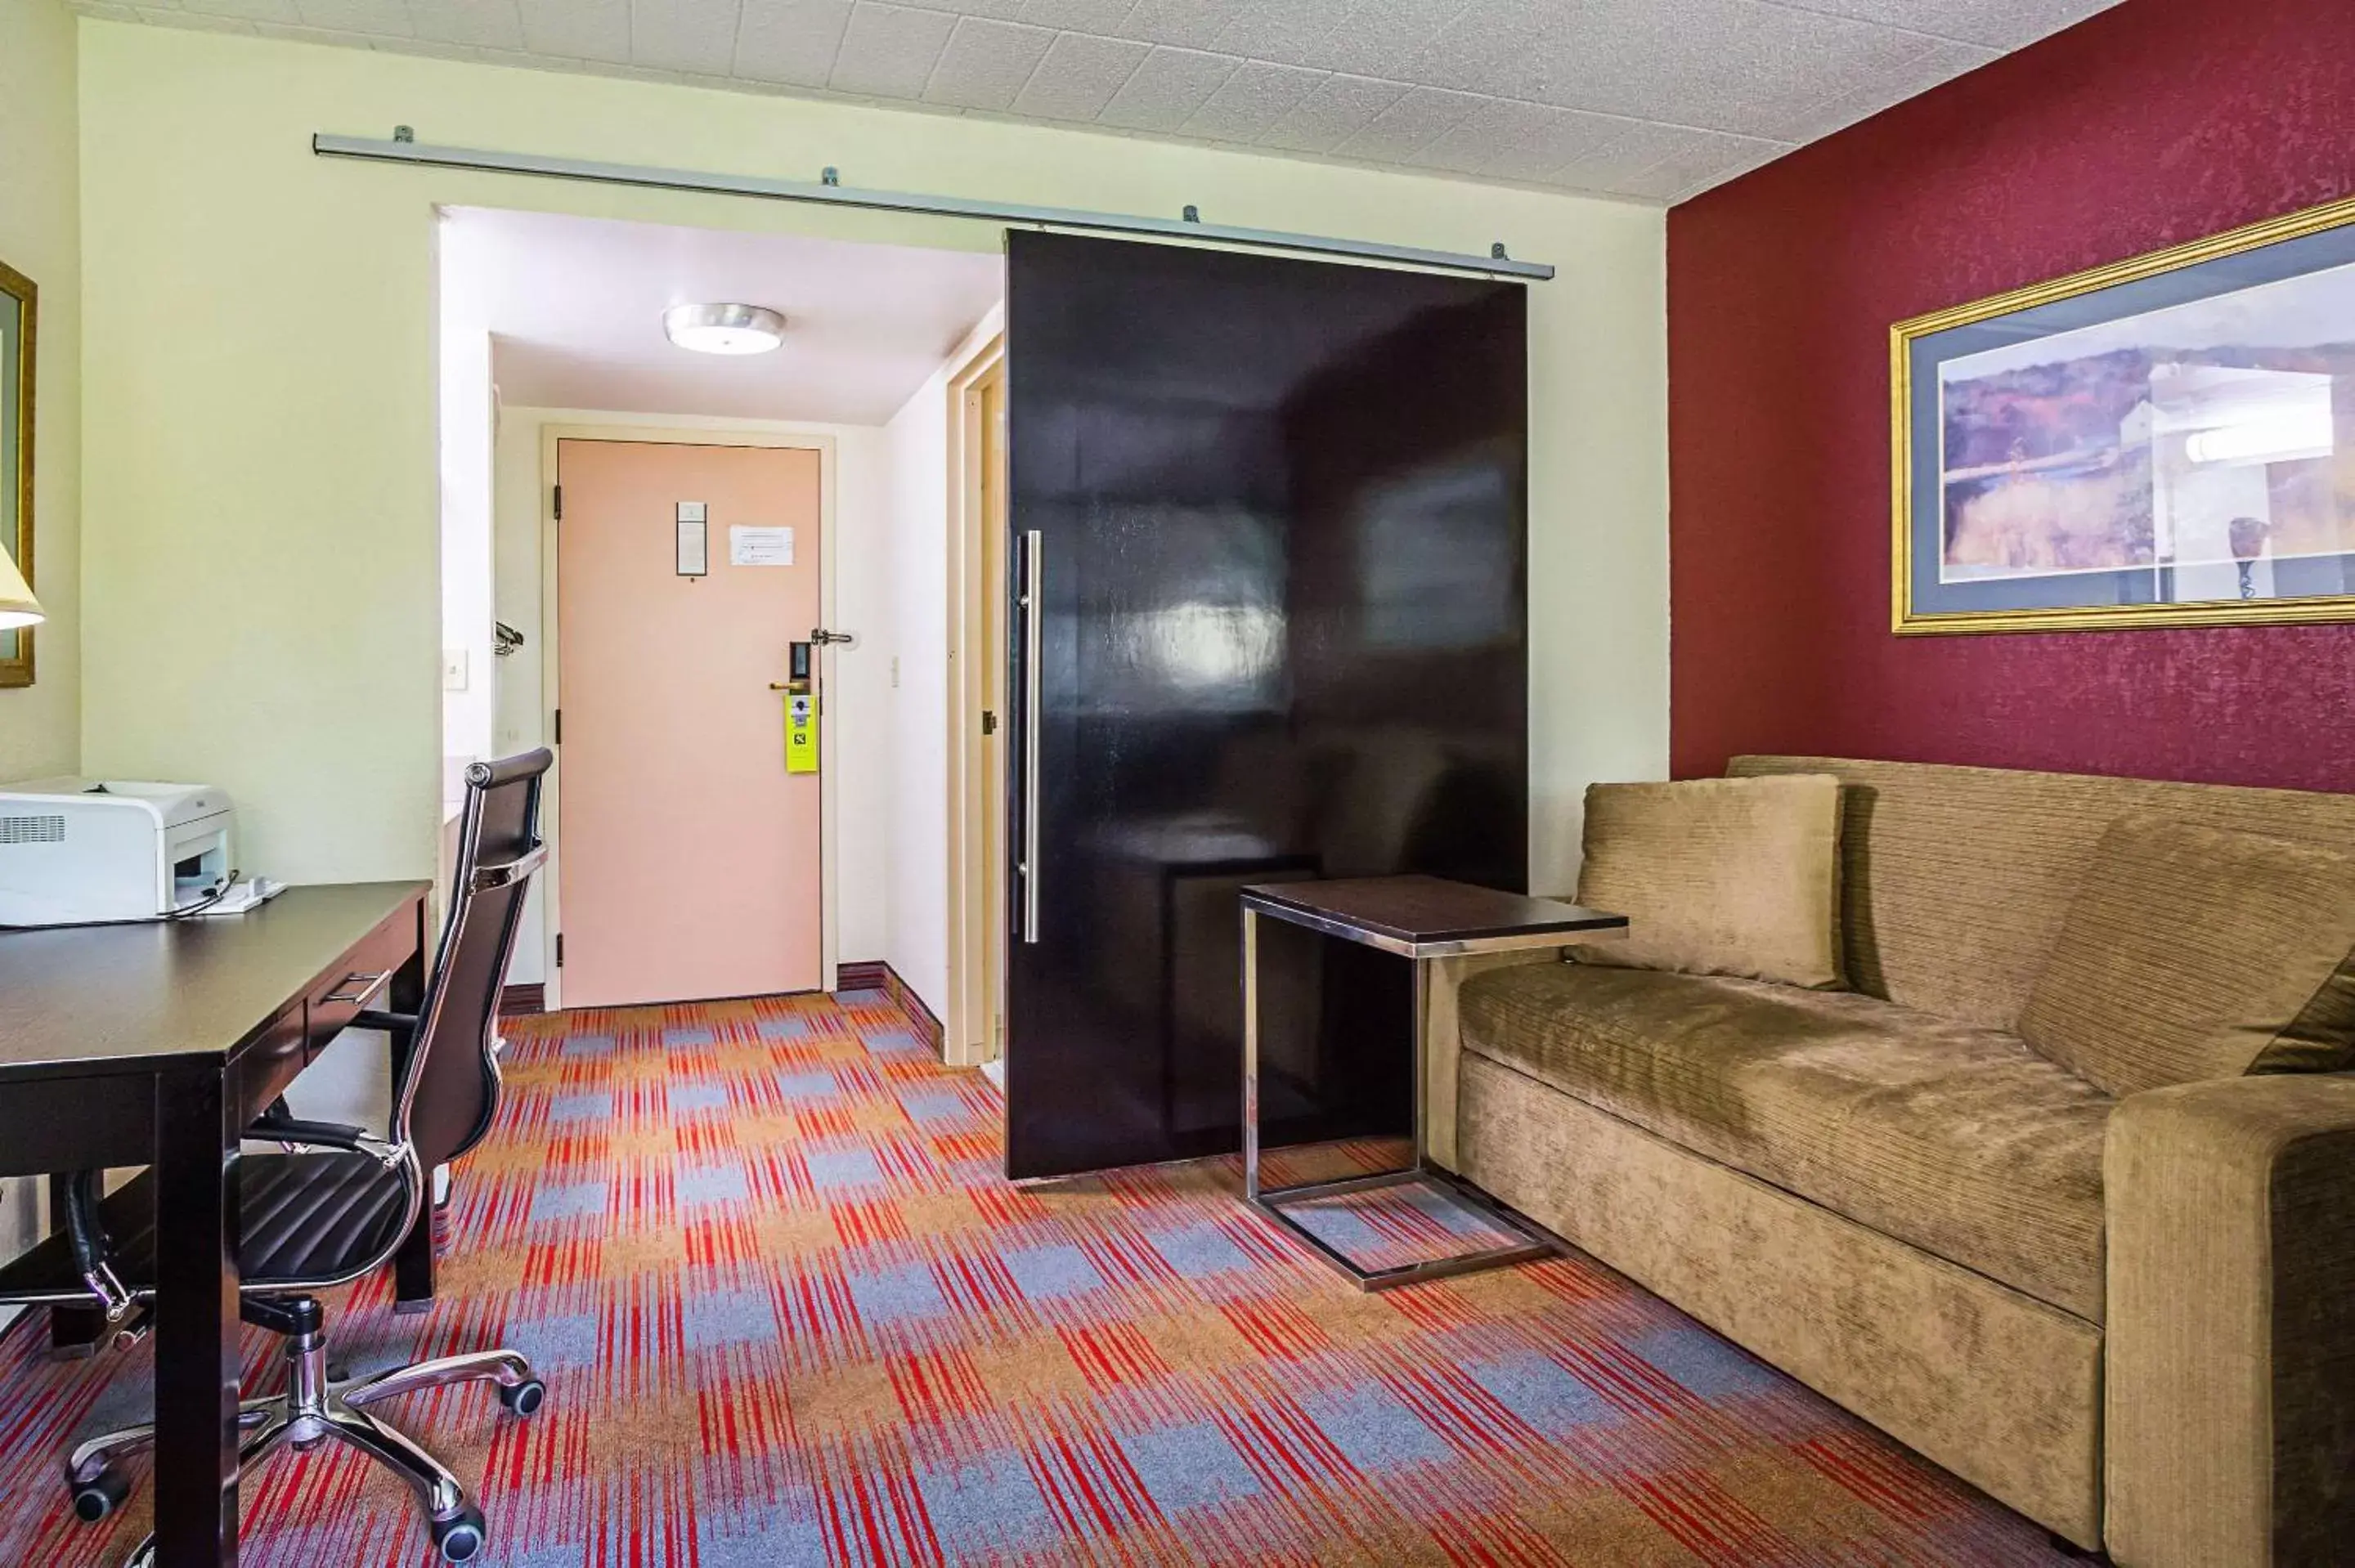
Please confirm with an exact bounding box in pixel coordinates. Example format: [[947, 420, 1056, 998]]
[[442, 648, 470, 692]]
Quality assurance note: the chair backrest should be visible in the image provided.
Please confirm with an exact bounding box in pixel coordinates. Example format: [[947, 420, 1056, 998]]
[[1729, 755, 2355, 1029], [395, 748, 552, 1171]]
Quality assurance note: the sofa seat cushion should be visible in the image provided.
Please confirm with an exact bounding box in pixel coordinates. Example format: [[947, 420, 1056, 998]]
[[1458, 961, 2114, 1321]]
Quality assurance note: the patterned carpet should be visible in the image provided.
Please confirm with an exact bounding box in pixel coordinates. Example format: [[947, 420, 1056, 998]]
[[0, 989, 2077, 1566]]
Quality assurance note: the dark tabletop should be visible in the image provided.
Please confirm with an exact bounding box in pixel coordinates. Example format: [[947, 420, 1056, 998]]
[[0, 881, 429, 1080], [1240, 875, 1626, 948]]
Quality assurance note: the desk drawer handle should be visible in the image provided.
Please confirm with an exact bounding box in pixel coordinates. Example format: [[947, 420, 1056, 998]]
[[322, 970, 390, 1006]]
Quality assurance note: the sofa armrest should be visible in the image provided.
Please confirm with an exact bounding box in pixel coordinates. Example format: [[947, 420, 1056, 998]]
[[2105, 1073, 2355, 1568], [1424, 948, 1568, 1172]]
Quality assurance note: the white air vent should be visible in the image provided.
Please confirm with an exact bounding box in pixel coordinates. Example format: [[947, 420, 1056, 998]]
[[0, 813, 67, 844]]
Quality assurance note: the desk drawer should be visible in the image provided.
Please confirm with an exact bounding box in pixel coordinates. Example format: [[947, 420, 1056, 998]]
[[243, 1002, 312, 1113], [305, 915, 414, 1053]]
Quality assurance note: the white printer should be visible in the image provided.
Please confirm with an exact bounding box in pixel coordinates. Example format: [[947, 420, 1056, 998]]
[[0, 779, 237, 925]]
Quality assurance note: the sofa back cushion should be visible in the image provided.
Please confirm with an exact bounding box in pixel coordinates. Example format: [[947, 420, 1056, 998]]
[[2017, 816, 2355, 1098], [1575, 774, 1844, 988], [1729, 756, 2355, 1029]]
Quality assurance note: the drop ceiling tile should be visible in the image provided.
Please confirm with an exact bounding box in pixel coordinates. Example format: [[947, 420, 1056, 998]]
[[1552, 118, 1788, 199], [828, 0, 957, 96], [733, 0, 852, 85], [630, 0, 742, 74], [292, 0, 408, 33], [1205, 0, 1357, 69], [1096, 45, 1238, 132], [922, 16, 1055, 109], [177, 0, 303, 21], [1407, 97, 1632, 184], [1761, 0, 2120, 51], [1256, 72, 1403, 154], [1119, 0, 1240, 51], [1016, 0, 1137, 31], [1179, 57, 1323, 142], [1772, 35, 1999, 143], [406, 0, 526, 49], [1331, 84, 1483, 165], [1498, 0, 1939, 140], [1009, 31, 1149, 120], [1308, 0, 1474, 78], [1407, 0, 1557, 95], [518, 0, 631, 61]]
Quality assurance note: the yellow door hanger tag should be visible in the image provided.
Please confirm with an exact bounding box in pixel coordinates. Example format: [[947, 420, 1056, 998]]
[[785, 692, 819, 774]]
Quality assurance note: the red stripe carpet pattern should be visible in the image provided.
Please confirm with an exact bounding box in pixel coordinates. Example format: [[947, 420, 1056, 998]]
[[0, 990, 2075, 1566]]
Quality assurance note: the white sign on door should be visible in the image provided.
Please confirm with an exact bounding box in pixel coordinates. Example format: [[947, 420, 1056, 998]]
[[730, 525, 795, 567]]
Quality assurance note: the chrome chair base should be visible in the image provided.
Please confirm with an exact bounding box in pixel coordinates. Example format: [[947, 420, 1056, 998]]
[[69, 1319, 544, 1566]]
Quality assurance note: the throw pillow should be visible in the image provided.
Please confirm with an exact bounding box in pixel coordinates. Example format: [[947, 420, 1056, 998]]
[[1574, 775, 1844, 989], [2018, 814, 2355, 1099]]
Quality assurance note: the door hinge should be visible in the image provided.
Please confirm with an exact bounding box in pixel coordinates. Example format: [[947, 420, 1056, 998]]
[[554, 934, 564, 968], [551, 485, 562, 521], [553, 709, 562, 745], [981, 710, 998, 736]]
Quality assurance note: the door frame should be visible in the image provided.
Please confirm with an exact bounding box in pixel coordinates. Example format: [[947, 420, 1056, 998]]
[[942, 334, 1006, 1068], [537, 420, 841, 1011]]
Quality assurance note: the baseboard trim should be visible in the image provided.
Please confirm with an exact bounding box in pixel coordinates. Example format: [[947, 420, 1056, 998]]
[[499, 983, 546, 1015], [838, 959, 945, 1055]]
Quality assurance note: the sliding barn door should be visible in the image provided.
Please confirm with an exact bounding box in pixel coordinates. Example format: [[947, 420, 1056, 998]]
[[1003, 232, 1528, 1181]]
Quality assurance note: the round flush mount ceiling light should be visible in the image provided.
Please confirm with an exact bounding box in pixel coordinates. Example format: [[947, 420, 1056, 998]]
[[662, 302, 786, 356]]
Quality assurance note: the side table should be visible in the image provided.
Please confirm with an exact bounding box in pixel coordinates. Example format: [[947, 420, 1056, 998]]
[[1240, 875, 1628, 1291]]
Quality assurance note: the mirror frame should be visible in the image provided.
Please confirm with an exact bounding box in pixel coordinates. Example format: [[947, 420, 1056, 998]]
[[1, 257, 33, 688]]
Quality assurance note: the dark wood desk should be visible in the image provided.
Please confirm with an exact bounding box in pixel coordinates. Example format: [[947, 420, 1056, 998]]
[[0, 880, 432, 1568]]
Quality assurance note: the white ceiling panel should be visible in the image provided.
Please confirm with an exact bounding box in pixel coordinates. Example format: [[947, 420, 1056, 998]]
[[1333, 84, 1483, 165], [922, 17, 1056, 110], [291, 0, 410, 35], [515, 0, 631, 63], [1007, 31, 1148, 120], [1096, 46, 1240, 133], [405, 0, 526, 51], [630, 0, 745, 76], [1256, 73, 1405, 155], [1765, 0, 2121, 51], [1180, 58, 1324, 145], [732, 0, 851, 86], [177, 0, 303, 21], [83, 0, 2124, 202], [828, 0, 955, 97], [1121, 0, 1240, 52]]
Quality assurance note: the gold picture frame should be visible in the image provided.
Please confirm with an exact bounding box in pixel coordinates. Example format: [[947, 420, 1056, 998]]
[[1892, 191, 2355, 635], [1, 256, 33, 688]]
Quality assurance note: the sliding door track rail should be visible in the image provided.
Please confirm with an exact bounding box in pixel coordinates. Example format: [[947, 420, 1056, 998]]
[[311, 132, 1555, 283]]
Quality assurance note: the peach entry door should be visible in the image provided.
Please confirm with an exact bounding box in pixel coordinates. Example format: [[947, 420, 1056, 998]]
[[556, 438, 823, 1008]]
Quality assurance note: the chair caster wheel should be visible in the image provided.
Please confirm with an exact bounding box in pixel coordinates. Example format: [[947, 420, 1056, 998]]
[[433, 1502, 488, 1563], [69, 1465, 131, 1523], [498, 1376, 546, 1416]]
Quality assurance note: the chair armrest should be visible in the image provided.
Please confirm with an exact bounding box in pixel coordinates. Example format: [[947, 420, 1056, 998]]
[[60, 1170, 132, 1322], [2105, 1073, 2355, 1567], [249, 1105, 371, 1150], [352, 1009, 419, 1038]]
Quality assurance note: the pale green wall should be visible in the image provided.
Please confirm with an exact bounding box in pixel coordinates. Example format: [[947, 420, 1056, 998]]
[[75, 19, 1670, 890], [0, 0, 80, 782]]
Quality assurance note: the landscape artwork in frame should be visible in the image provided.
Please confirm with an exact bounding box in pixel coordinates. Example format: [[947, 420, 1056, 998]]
[[1892, 194, 2355, 634], [2, 258, 31, 688]]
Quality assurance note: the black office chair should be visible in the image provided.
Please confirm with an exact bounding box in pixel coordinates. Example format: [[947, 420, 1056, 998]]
[[0, 748, 556, 1566]]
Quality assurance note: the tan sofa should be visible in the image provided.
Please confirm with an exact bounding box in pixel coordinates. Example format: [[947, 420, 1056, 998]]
[[1438, 755, 2355, 1566]]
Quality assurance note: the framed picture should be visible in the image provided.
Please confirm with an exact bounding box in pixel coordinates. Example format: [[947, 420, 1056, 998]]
[[1892, 194, 2355, 634], [2, 257, 32, 687]]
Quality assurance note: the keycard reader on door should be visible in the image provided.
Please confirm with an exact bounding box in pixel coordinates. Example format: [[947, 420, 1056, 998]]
[[778, 641, 819, 775]]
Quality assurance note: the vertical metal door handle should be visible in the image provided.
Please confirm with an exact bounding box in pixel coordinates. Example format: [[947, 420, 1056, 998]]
[[1020, 529, 1044, 944]]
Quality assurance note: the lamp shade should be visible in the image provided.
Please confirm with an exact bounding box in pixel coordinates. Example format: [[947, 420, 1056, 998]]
[[0, 550, 42, 631]]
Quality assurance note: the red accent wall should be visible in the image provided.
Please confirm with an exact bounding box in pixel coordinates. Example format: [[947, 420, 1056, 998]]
[[1667, 0, 2355, 792]]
